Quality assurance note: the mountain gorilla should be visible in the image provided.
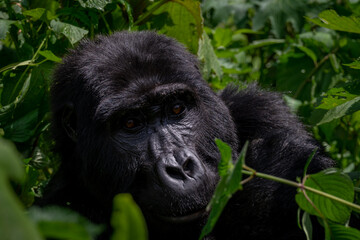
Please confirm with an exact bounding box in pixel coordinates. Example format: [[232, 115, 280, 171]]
[[40, 31, 334, 239]]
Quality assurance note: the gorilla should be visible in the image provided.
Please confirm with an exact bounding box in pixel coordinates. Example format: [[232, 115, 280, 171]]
[[40, 31, 334, 240]]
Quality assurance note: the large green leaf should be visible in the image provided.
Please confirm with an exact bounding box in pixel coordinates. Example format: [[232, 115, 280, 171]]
[[29, 206, 103, 240], [111, 194, 147, 240], [50, 20, 88, 45], [311, 96, 360, 125], [199, 140, 247, 240], [252, 0, 307, 38], [0, 138, 43, 240], [295, 169, 354, 224], [327, 223, 360, 240], [152, 0, 202, 53], [306, 10, 360, 34], [3, 109, 39, 142]]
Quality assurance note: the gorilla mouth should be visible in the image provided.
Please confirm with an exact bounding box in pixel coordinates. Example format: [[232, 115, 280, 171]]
[[156, 208, 207, 224]]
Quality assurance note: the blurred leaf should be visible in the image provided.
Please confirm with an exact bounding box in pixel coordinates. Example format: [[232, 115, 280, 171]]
[[0, 138, 23, 181], [153, 0, 202, 53], [328, 223, 360, 239], [39, 50, 62, 63], [0, 138, 43, 240], [295, 169, 354, 224], [3, 109, 39, 142], [213, 28, 232, 48], [0, 60, 33, 73], [50, 20, 88, 45], [78, 0, 112, 11], [0, 19, 16, 39], [23, 8, 56, 21], [29, 206, 103, 240], [294, 44, 317, 65], [253, 0, 307, 38], [199, 141, 247, 240], [198, 31, 223, 79], [0, 74, 31, 124], [306, 10, 360, 34], [302, 212, 313, 240], [239, 39, 285, 52], [111, 194, 147, 240], [344, 61, 360, 69]]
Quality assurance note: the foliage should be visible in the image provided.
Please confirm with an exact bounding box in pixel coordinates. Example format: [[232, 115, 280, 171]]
[[1, 0, 360, 239]]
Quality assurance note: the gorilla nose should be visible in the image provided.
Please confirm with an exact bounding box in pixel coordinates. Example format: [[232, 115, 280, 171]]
[[157, 151, 205, 190]]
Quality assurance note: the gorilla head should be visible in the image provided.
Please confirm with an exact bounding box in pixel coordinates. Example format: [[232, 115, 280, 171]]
[[43, 31, 334, 240], [49, 31, 238, 237]]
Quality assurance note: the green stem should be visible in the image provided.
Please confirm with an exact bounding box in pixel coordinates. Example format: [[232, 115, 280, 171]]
[[242, 169, 360, 212]]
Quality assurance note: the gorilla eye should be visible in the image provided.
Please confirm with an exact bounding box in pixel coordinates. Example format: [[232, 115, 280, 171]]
[[172, 104, 183, 115], [125, 119, 136, 129]]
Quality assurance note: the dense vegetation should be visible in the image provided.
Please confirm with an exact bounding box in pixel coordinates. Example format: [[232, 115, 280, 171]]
[[0, 0, 360, 239]]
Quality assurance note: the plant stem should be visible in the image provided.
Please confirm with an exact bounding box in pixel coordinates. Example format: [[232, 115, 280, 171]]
[[241, 169, 360, 212]]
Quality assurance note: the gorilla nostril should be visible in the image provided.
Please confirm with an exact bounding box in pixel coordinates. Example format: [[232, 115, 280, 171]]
[[183, 158, 195, 176], [166, 166, 186, 180]]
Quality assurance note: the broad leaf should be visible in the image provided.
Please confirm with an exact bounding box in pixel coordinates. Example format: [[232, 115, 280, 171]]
[[0, 138, 43, 240], [295, 169, 354, 224], [29, 206, 102, 240], [253, 0, 307, 38], [306, 10, 360, 34], [50, 20, 88, 45], [39, 50, 62, 63], [23, 8, 56, 21], [111, 194, 147, 240], [311, 96, 360, 125], [328, 223, 360, 240]]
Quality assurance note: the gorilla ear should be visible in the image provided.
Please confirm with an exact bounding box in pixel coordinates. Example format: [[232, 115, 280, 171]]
[[62, 103, 77, 142]]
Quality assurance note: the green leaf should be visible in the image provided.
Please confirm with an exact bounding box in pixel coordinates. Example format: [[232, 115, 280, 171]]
[[294, 44, 317, 65], [0, 19, 16, 39], [3, 109, 39, 142], [29, 206, 103, 240], [78, 0, 112, 11], [306, 10, 360, 34], [0, 74, 31, 124], [23, 8, 56, 21], [213, 28, 233, 48], [311, 96, 360, 125], [215, 138, 233, 178], [152, 0, 202, 54], [50, 20, 88, 45], [328, 223, 360, 240], [239, 39, 285, 52], [344, 61, 360, 69], [252, 0, 307, 38], [0, 138, 43, 240], [295, 169, 354, 224], [111, 194, 147, 240], [198, 31, 223, 80], [0, 138, 23, 181], [39, 50, 62, 63], [302, 212, 313, 240], [199, 141, 248, 240]]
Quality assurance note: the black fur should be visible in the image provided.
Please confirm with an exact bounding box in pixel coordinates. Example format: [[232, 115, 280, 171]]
[[39, 31, 334, 240]]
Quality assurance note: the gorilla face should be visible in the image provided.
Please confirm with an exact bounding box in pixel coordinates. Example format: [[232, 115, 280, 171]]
[[50, 31, 238, 226]]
